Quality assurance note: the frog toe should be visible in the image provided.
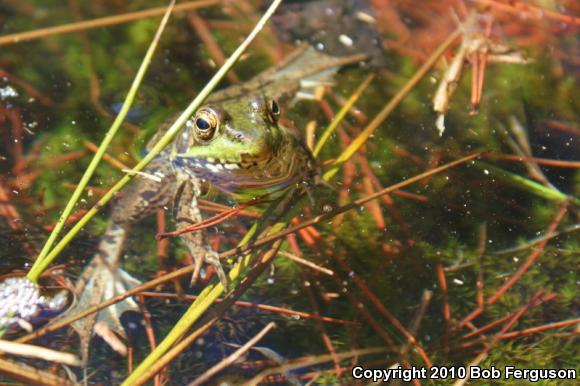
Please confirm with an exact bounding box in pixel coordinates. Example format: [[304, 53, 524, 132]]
[[204, 249, 229, 291], [66, 261, 141, 362]]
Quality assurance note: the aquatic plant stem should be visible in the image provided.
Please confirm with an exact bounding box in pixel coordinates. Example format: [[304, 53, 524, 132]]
[[119, 1, 284, 383], [323, 27, 462, 181], [0, 1, 218, 46], [190, 322, 276, 386], [473, 161, 574, 204], [27, 1, 176, 283], [312, 74, 375, 157]]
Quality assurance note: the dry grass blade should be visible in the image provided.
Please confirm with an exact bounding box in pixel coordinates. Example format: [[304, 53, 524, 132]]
[[189, 322, 276, 386], [242, 347, 388, 386], [0, 339, 81, 366], [279, 250, 334, 276], [0, 0, 219, 46], [0, 357, 75, 386]]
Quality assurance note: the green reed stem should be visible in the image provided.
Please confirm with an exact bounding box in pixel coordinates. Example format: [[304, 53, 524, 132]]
[[312, 74, 375, 157], [474, 161, 575, 204], [323, 27, 462, 181], [27, 1, 176, 283]]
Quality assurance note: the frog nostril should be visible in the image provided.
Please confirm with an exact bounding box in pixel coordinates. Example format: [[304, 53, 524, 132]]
[[235, 133, 244, 141]]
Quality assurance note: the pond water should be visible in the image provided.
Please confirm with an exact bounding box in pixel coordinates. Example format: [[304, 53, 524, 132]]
[[0, 1, 578, 385]]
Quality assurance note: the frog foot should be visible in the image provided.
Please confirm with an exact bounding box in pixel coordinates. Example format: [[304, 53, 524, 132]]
[[190, 248, 229, 291], [60, 223, 140, 361], [67, 255, 141, 361]]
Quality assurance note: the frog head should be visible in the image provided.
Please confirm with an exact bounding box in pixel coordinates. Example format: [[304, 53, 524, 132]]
[[172, 95, 307, 197]]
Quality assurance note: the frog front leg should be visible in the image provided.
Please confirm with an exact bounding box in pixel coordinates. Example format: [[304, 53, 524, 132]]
[[173, 175, 229, 290]]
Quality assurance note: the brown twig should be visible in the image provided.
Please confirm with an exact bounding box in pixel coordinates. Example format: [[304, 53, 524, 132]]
[[0, 1, 220, 46], [459, 200, 569, 327], [453, 291, 545, 386], [459, 292, 557, 341], [486, 201, 569, 304], [436, 263, 450, 355], [499, 318, 580, 340], [475, 223, 487, 309], [83, 140, 129, 170], [189, 322, 276, 386], [187, 12, 241, 84], [473, 0, 580, 25], [303, 275, 342, 377], [486, 154, 580, 168], [138, 292, 356, 326]]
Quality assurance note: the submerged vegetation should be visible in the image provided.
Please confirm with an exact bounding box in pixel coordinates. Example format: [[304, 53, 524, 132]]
[[0, 0, 578, 385]]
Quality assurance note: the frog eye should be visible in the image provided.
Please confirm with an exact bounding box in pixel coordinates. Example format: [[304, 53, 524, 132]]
[[193, 108, 218, 141], [269, 99, 280, 119]]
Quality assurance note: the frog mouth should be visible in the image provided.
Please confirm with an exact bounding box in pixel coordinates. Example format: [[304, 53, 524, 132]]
[[173, 155, 266, 173]]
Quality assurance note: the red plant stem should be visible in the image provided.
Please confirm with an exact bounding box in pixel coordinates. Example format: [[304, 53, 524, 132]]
[[393, 190, 429, 203], [470, 52, 479, 111], [453, 296, 569, 351], [500, 291, 545, 330], [43, 210, 88, 231], [436, 264, 451, 323], [356, 153, 415, 246], [487, 154, 580, 168], [420, 150, 442, 186], [343, 289, 398, 347], [461, 293, 557, 341], [187, 12, 240, 84], [476, 52, 487, 108], [156, 209, 169, 259], [487, 201, 568, 304], [459, 201, 568, 328], [136, 295, 161, 386], [362, 176, 387, 230], [476, 223, 487, 308], [500, 318, 580, 339], [304, 274, 342, 376], [470, 291, 545, 353], [139, 292, 356, 326], [332, 250, 433, 367], [474, 0, 580, 25], [158, 204, 250, 238], [0, 103, 23, 171], [0, 182, 22, 231]]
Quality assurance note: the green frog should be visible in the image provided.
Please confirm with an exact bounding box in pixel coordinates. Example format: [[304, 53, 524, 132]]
[[70, 45, 370, 351]]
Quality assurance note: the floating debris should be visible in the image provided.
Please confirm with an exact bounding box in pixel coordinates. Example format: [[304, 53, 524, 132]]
[[0, 85, 18, 100], [0, 277, 68, 335]]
